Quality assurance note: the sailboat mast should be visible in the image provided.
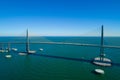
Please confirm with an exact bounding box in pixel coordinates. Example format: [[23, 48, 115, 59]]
[[8, 43, 10, 52], [100, 25, 104, 60], [26, 29, 29, 53]]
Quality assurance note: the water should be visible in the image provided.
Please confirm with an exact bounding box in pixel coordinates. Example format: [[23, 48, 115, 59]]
[[0, 37, 120, 80]]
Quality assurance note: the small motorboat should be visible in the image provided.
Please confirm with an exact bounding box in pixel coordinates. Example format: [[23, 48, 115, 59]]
[[12, 48, 18, 51], [94, 69, 105, 74], [5, 55, 12, 58], [19, 53, 27, 56], [39, 48, 43, 51]]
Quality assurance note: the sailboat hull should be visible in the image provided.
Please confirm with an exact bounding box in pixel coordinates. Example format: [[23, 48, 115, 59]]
[[28, 50, 36, 54]]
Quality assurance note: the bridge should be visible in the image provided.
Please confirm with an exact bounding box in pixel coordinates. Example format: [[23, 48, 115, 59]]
[[0, 25, 120, 67], [0, 42, 120, 49]]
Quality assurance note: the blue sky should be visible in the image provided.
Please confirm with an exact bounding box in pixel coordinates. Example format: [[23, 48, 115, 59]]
[[0, 0, 120, 36]]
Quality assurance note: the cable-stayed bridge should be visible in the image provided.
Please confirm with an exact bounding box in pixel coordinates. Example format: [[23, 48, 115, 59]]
[[0, 25, 120, 67], [0, 42, 120, 49]]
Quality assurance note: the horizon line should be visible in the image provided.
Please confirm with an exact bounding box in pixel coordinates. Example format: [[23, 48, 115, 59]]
[[0, 35, 120, 37]]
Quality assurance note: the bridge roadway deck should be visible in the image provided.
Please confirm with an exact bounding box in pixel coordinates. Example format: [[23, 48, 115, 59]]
[[0, 42, 120, 49]]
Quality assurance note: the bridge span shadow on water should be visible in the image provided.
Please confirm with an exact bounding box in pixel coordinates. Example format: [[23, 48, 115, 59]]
[[30, 53, 92, 63], [29, 53, 120, 67]]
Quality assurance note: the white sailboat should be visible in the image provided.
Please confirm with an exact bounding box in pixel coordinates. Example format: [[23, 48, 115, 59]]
[[5, 43, 12, 58], [0, 49, 5, 53], [0, 44, 9, 53]]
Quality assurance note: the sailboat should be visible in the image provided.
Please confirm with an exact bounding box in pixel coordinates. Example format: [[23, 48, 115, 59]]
[[0, 46, 5, 53], [5, 43, 12, 58], [0, 43, 9, 53], [93, 25, 112, 66]]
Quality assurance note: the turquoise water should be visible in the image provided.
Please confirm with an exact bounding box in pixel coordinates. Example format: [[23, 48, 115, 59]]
[[0, 37, 120, 80]]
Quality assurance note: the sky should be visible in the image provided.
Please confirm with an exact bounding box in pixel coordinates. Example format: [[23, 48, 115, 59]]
[[0, 0, 120, 36]]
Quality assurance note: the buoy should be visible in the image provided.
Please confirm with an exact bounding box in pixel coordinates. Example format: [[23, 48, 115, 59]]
[[94, 69, 105, 74]]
